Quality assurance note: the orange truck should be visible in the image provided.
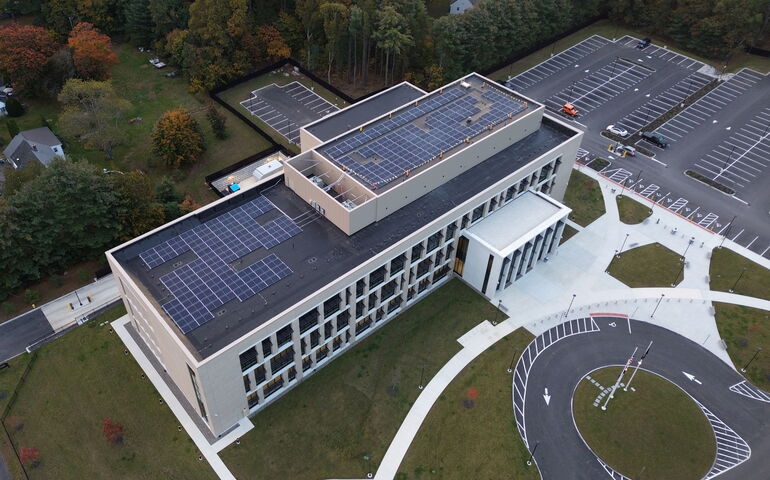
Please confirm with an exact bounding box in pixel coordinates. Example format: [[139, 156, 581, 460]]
[[561, 103, 579, 116]]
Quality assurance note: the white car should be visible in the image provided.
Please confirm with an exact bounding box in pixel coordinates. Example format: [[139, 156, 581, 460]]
[[606, 124, 628, 137]]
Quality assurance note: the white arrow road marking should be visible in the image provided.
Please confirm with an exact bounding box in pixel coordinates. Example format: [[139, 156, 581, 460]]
[[683, 371, 702, 385], [543, 388, 551, 406]]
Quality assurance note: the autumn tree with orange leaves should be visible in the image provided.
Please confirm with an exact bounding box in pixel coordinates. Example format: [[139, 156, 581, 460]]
[[67, 22, 119, 81], [0, 24, 59, 93], [152, 109, 205, 168], [257, 25, 291, 62]]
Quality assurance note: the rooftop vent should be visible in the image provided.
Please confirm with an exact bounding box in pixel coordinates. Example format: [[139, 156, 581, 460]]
[[460, 81, 471, 89]]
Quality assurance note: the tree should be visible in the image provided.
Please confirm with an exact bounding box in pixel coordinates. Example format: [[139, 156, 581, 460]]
[[296, 0, 321, 68], [0, 159, 124, 295], [109, 171, 166, 240], [206, 104, 228, 139], [124, 0, 154, 46], [257, 25, 291, 62], [23, 289, 40, 305], [3, 161, 44, 197], [6, 119, 20, 138], [57, 79, 131, 159], [102, 418, 124, 444], [149, 0, 191, 42], [67, 22, 119, 80], [40, 0, 79, 38], [19, 447, 40, 467], [155, 176, 182, 203], [0, 24, 59, 93], [4, 97, 24, 117], [179, 195, 201, 214], [152, 108, 205, 168], [320, 3, 349, 84], [372, 5, 413, 85]]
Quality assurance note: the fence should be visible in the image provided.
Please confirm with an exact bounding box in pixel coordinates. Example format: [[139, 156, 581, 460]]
[[1, 352, 38, 480]]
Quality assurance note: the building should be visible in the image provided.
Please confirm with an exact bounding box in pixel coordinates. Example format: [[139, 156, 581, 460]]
[[450, 0, 483, 15], [2, 127, 65, 170], [106, 73, 583, 438]]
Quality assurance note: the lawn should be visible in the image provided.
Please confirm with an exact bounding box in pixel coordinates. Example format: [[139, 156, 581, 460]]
[[0, 354, 32, 480], [1, 44, 272, 205], [607, 242, 683, 288], [220, 279, 503, 479], [216, 64, 350, 153], [616, 195, 651, 225], [2, 304, 216, 480], [488, 19, 770, 82], [573, 367, 714, 480], [398, 328, 538, 479], [709, 247, 770, 301], [714, 303, 770, 391], [563, 169, 605, 227]]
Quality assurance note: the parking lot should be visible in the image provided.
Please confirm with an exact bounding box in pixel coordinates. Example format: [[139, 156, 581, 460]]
[[239, 81, 339, 144]]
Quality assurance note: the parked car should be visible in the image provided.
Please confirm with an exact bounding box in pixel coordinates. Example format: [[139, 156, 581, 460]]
[[1, 85, 14, 96], [164, 71, 179, 78], [606, 124, 629, 137], [616, 145, 636, 157], [641, 131, 669, 148], [637, 37, 651, 49], [149, 58, 167, 68], [562, 103, 579, 116]]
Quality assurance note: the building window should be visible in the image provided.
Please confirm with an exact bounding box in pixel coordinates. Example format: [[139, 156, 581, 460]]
[[417, 258, 432, 278], [254, 365, 266, 384], [316, 345, 329, 361], [355, 316, 373, 334], [262, 337, 273, 357], [390, 254, 406, 274], [299, 309, 319, 334], [518, 178, 529, 193], [387, 296, 402, 312], [263, 376, 285, 398], [380, 280, 397, 301], [506, 185, 516, 201], [310, 330, 321, 348], [369, 266, 387, 288], [324, 294, 341, 318], [187, 365, 207, 421], [553, 156, 562, 174], [433, 265, 450, 282], [418, 278, 431, 293], [324, 321, 333, 339], [375, 307, 385, 322], [471, 204, 484, 223], [461, 214, 470, 229], [407, 287, 415, 300], [243, 375, 251, 393], [356, 278, 366, 297], [332, 335, 343, 351], [336, 310, 350, 330], [302, 356, 313, 371], [239, 347, 258, 371], [426, 231, 443, 253], [368, 291, 378, 309], [489, 197, 498, 211], [270, 346, 295, 372], [356, 300, 366, 318], [276, 324, 293, 347], [288, 367, 297, 381], [247, 392, 259, 408], [411, 243, 424, 260]]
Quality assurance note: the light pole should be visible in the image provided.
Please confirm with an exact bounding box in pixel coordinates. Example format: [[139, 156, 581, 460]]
[[729, 267, 747, 293], [526, 442, 539, 466], [563, 294, 576, 318], [617, 233, 630, 258], [741, 348, 762, 373], [363, 455, 373, 478], [74, 289, 83, 307], [418, 365, 425, 390], [507, 348, 518, 374], [602, 347, 639, 411], [671, 261, 685, 287], [569, 82, 576, 103], [493, 299, 503, 325], [719, 215, 737, 249], [624, 341, 653, 391], [650, 293, 664, 318], [682, 237, 694, 260]]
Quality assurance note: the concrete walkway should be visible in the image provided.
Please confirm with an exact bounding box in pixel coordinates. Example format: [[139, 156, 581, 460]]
[[374, 169, 770, 479], [42, 274, 120, 332]]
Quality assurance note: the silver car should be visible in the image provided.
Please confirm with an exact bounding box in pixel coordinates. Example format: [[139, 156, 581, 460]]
[[606, 124, 629, 137]]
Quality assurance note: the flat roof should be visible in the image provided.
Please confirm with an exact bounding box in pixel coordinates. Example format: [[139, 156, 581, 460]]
[[317, 74, 537, 193], [467, 191, 567, 252], [112, 117, 576, 360], [303, 83, 426, 142]]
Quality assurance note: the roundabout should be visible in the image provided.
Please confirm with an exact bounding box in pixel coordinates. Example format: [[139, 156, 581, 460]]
[[512, 315, 770, 480]]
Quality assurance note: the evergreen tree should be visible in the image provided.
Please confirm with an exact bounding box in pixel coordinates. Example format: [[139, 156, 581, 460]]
[[125, 0, 155, 46]]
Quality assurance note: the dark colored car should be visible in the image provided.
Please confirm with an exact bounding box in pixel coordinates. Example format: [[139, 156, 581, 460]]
[[637, 37, 651, 49], [641, 131, 669, 148]]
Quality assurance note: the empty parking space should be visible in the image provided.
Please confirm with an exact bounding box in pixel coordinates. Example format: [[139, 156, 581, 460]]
[[240, 81, 338, 145], [690, 107, 770, 195], [545, 59, 654, 117], [616, 72, 712, 134], [648, 69, 764, 148], [619, 36, 704, 70], [506, 35, 611, 92]]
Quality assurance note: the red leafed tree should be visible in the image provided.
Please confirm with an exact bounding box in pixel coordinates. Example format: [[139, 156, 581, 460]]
[[257, 25, 291, 62], [68, 22, 119, 81], [19, 447, 40, 467], [102, 417, 124, 445], [0, 24, 59, 93]]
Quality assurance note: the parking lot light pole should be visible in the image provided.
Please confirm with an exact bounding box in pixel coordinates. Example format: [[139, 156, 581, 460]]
[[682, 237, 694, 260], [650, 293, 665, 318], [526, 442, 539, 466], [418, 365, 425, 390], [671, 261, 685, 286], [568, 82, 575, 103], [617, 233, 630, 257], [729, 267, 747, 293], [741, 348, 762, 373], [624, 341, 653, 392], [602, 346, 638, 411], [723, 145, 736, 172], [719, 215, 737, 249], [563, 294, 576, 318], [507, 348, 518, 373]]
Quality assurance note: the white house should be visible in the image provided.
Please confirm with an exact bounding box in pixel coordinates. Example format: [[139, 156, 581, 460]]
[[2, 127, 64, 170], [450, 0, 483, 14]]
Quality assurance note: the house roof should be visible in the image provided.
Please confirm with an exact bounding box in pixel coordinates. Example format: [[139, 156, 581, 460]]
[[2, 127, 62, 168], [20, 127, 61, 146]]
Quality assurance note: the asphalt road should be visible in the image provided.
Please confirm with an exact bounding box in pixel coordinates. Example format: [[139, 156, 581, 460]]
[[516, 317, 770, 480], [0, 308, 52, 363]]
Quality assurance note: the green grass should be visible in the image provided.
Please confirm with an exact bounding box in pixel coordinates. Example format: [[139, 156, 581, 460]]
[[563, 169, 605, 227], [573, 367, 714, 480], [1, 44, 272, 204], [607, 242, 683, 288], [2, 304, 216, 480], [709, 248, 770, 301], [398, 328, 538, 479], [616, 195, 651, 225], [0, 354, 33, 480], [560, 224, 579, 244], [216, 64, 350, 153], [714, 303, 770, 391], [221, 279, 503, 479], [488, 19, 770, 82]]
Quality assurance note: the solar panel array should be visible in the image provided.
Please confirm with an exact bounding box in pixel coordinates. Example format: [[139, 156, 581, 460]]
[[318, 84, 527, 188], [139, 196, 300, 334]]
